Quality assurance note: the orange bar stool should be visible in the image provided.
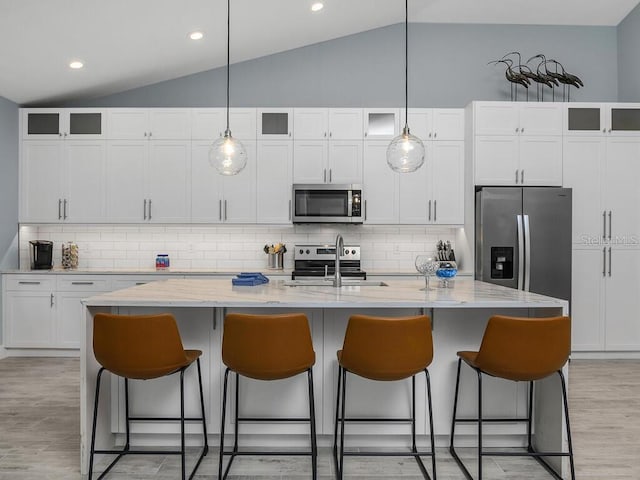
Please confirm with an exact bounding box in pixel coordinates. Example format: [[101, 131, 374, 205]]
[[449, 315, 575, 480], [219, 313, 317, 479], [88, 313, 208, 480], [334, 314, 436, 480]]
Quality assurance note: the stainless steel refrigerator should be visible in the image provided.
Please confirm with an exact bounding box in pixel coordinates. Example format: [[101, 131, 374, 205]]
[[475, 187, 572, 302]]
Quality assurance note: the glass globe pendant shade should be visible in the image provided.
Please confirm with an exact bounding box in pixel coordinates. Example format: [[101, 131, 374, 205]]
[[386, 127, 425, 173], [209, 129, 247, 176]]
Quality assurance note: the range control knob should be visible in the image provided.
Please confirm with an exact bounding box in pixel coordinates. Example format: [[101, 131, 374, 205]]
[[299, 249, 304, 254], [344, 248, 349, 255], [306, 249, 310, 254], [351, 249, 356, 255]]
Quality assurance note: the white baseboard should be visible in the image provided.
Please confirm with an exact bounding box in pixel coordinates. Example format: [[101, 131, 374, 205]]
[[571, 351, 640, 360], [2, 348, 79, 358]]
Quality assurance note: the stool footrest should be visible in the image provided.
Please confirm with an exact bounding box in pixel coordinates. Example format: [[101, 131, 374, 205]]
[[222, 450, 314, 457], [342, 450, 434, 457], [453, 416, 530, 423], [128, 416, 205, 422], [236, 416, 311, 422], [341, 417, 413, 423]]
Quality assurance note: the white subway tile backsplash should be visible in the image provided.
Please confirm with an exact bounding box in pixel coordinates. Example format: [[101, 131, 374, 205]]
[[19, 224, 459, 272]]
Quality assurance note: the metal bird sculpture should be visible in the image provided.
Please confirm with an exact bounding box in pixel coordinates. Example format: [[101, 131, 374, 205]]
[[488, 58, 530, 101], [502, 52, 555, 100], [527, 54, 560, 101], [545, 59, 584, 101]]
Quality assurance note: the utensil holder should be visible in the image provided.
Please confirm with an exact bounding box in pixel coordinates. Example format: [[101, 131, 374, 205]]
[[267, 253, 284, 270]]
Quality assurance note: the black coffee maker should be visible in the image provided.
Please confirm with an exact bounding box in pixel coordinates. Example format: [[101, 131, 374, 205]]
[[29, 240, 54, 270]]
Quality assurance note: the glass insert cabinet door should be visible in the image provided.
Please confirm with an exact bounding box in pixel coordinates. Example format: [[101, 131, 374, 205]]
[[364, 109, 399, 139], [258, 108, 292, 139], [566, 104, 640, 136], [22, 109, 105, 139]]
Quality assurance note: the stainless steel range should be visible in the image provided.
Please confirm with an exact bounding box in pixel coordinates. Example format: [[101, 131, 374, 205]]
[[292, 244, 366, 279]]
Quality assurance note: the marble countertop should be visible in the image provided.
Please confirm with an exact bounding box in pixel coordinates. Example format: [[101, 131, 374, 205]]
[[83, 278, 566, 310]]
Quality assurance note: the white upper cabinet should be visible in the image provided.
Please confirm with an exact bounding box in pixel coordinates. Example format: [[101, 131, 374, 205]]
[[293, 109, 329, 140], [22, 108, 106, 140], [107, 108, 191, 139], [293, 108, 363, 184], [191, 140, 256, 223], [472, 102, 563, 186], [20, 140, 106, 223], [474, 102, 562, 136], [363, 140, 398, 224], [565, 103, 640, 137], [364, 108, 400, 140], [257, 108, 293, 139], [191, 108, 256, 141], [256, 140, 293, 224], [404, 108, 465, 141]]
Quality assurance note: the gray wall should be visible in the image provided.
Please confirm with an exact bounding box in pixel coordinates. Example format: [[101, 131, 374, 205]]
[[618, 3, 640, 102], [65, 23, 618, 108], [0, 95, 19, 346]]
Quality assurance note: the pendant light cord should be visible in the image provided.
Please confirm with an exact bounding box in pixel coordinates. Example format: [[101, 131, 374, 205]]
[[404, 0, 408, 130], [225, 0, 230, 132]]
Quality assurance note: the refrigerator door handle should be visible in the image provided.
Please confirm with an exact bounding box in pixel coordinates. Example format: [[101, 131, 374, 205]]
[[523, 214, 531, 291], [517, 214, 524, 290], [608, 211, 612, 241], [602, 247, 606, 277], [602, 210, 606, 240]]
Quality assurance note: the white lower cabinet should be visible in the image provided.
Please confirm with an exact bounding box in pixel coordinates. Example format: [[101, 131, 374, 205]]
[[3, 275, 109, 349], [571, 248, 640, 352], [4, 277, 56, 347]]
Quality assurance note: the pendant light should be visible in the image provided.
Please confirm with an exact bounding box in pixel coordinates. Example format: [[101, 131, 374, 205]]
[[386, 0, 425, 173], [209, 0, 247, 175]]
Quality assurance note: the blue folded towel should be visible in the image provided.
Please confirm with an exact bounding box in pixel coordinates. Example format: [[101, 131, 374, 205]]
[[232, 272, 269, 286]]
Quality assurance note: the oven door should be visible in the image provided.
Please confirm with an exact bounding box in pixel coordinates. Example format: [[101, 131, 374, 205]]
[[292, 184, 362, 223]]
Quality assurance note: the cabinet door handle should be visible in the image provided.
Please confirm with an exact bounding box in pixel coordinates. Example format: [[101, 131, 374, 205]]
[[602, 128, 606, 133], [602, 247, 606, 277], [608, 247, 612, 277], [608, 211, 612, 240], [149, 131, 152, 138], [329, 169, 332, 183], [364, 131, 368, 137], [18, 281, 41, 285], [148, 199, 152, 220], [289, 200, 292, 221], [434, 200, 437, 222], [58, 199, 62, 220], [364, 200, 367, 221], [144, 132, 147, 137], [520, 170, 524, 184], [602, 210, 607, 240], [323, 169, 327, 182], [428, 132, 432, 139], [515, 170, 519, 184], [143, 199, 147, 220], [219, 199, 222, 221], [224, 200, 227, 221], [433, 132, 437, 138], [71, 281, 94, 285], [515, 127, 520, 133], [428, 200, 432, 221], [135, 282, 147, 286], [329, 131, 332, 138], [63, 199, 68, 219], [608, 128, 612, 133], [50, 293, 54, 307]]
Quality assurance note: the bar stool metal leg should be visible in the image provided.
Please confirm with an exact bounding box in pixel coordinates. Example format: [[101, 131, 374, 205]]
[[332, 365, 343, 479], [307, 368, 318, 480], [425, 369, 437, 480], [218, 368, 231, 480]]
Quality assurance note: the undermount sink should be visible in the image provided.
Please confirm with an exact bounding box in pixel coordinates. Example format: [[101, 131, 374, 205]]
[[284, 279, 388, 287]]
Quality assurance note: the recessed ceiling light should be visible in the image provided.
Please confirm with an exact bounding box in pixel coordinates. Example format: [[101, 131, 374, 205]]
[[311, 2, 324, 12], [189, 31, 204, 40], [69, 61, 84, 69]]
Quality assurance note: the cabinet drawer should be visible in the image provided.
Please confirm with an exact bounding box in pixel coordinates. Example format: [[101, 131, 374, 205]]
[[111, 275, 178, 291], [4, 275, 55, 291], [57, 276, 111, 292]]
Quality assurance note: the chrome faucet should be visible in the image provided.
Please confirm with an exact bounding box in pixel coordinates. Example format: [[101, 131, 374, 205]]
[[333, 234, 344, 287]]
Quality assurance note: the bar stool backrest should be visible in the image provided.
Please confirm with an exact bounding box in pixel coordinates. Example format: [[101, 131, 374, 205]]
[[340, 315, 433, 381], [222, 313, 316, 380], [93, 313, 190, 380], [474, 315, 571, 381]]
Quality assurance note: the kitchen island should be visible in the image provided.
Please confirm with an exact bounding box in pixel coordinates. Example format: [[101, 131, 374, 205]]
[[81, 278, 569, 476]]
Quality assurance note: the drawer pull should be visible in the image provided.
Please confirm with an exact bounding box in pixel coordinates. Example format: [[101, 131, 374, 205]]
[[18, 281, 41, 285], [71, 281, 94, 285], [135, 282, 147, 285]]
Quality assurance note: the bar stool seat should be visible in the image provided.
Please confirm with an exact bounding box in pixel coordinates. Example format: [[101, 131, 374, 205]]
[[219, 312, 317, 480], [334, 314, 436, 480], [88, 313, 208, 480], [449, 315, 575, 480]]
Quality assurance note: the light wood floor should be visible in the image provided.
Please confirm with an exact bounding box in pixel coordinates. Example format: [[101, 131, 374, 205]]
[[0, 357, 638, 479]]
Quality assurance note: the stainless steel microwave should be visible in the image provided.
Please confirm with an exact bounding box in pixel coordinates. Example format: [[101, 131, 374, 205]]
[[292, 184, 363, 224]]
